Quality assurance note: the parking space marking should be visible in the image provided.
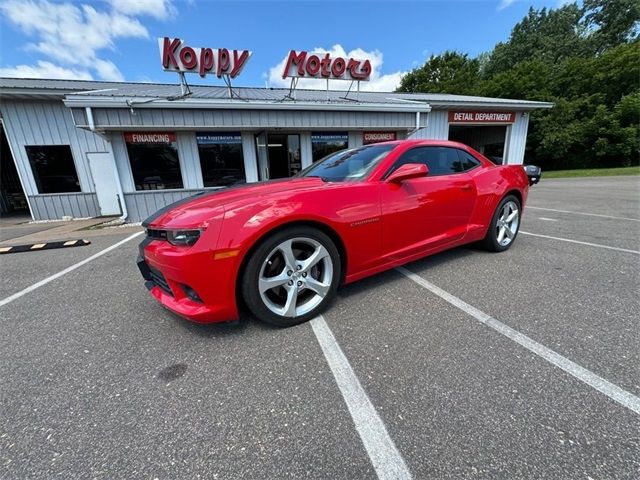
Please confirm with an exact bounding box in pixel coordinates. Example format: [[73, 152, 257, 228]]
[[0, 232, 143, 308], [520, 231, 640, 254], [310, 315, 412, 480], [527, 206, 640, 222], [397, 267, 640, 415], [538, 217, 558, 222]]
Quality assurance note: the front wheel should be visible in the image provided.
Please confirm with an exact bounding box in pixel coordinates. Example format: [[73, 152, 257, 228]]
[[481, 195, 521, 252], [241, 226, 341, 327]]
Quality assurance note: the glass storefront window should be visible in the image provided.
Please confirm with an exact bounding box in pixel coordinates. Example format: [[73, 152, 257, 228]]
[[25, 145, 81, 193], [124, 132, 183, 190], [311, 132, 348, 162], [196, 133, 246, 187]]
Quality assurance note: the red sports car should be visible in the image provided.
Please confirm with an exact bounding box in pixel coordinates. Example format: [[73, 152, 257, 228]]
[[137, 140, 529, 327]]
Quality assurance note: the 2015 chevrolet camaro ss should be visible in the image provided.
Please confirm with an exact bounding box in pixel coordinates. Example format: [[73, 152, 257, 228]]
[[137, 140, 530, 327]]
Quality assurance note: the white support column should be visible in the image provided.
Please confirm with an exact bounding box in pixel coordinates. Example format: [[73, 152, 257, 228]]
[[300, 132, 313, 169], [348, 131, 363, 149], [242, 132, 259, 183], [505, 112, 530, 165], [108, 132, 136, 193], [176, 132, 203, 189]]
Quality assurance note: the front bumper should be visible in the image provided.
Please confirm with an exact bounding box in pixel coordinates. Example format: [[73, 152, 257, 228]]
[[137, 239, 241, 323]]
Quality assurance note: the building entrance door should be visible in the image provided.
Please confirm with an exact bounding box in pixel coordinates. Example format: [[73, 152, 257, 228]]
[[255, 133, 301, 180]]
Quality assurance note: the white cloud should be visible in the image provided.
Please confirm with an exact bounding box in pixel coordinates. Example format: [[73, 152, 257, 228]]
[[108, 0, 176, 19], [0, 61, 92, 80], [266, 44, 407, 92], [497, 0, 516, 10], [0, 0, 159, 81]]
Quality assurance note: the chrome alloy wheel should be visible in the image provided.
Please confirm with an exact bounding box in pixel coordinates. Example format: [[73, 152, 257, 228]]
[[496, 200, 520, 246], [258, 237, 333, 318]]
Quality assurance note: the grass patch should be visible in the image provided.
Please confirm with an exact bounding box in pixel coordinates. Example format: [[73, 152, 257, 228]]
[[543, 166, 640, 178]]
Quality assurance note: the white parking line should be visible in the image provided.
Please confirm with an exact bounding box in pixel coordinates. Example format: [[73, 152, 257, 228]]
[[527, 206, 640, 222], [538, 217, 558, 222], [520, 231, 640, 254], [0, 232, 143, 308], [396, 267, 640, 416], [311, 315, 412, 480]]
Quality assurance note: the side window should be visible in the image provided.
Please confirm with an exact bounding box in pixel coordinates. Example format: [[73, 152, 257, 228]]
[[387, 147, 463, 177], [455, 150, 481, 172]]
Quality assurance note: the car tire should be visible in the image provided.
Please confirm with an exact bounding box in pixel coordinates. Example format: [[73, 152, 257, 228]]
[[481, 194, 522, 252], [241, 226, 341, 327]]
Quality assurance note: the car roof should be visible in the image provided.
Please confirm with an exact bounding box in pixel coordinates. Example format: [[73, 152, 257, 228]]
[[366, 139, 472, 149]]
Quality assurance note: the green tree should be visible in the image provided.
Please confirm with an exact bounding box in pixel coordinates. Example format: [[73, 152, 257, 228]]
[[397, 51, 481, 95], [483, 3, 587, 77], [398, 3, 640, 171], [583, 0, 640, 51]]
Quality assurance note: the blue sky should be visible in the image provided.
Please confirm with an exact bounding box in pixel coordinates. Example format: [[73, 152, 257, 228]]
[[0, 0, 571, 91]]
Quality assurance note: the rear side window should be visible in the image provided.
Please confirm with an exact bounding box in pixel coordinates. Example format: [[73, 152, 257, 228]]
[[387, 146, 474, 177], [454, 150, 481, 172]]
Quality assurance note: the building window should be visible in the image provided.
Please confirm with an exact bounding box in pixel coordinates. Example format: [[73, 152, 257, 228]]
[[124, 132, 183, 190], [311, 132, 348, 162], [25, 145, 81, 194], [196, 133, 246, 187]]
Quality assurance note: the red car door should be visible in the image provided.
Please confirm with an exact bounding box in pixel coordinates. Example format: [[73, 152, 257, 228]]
[[379, 146, 477, 260]]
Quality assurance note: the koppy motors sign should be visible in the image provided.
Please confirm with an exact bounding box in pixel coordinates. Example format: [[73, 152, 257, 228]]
[[281, 50, 372, 81], [159, 37, 251, 78]]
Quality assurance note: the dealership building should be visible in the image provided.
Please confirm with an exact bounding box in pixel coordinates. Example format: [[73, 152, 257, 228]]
[[0, 77, 552, 222]]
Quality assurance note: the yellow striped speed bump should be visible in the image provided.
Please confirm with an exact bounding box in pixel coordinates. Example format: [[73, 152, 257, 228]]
[[0, 239, 91, 254]]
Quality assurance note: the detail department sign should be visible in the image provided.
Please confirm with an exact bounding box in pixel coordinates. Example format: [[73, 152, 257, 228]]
[[448, 111, 516, 124]]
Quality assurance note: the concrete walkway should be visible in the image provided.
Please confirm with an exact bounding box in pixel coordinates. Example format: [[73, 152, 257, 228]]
[[0, 217, 139, 246]]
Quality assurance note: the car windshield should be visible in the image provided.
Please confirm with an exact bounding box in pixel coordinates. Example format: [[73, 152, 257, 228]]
[[297, 144, 396, 182]]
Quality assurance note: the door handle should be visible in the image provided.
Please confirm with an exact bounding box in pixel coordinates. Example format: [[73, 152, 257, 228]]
[[460, 184, 473, 191]]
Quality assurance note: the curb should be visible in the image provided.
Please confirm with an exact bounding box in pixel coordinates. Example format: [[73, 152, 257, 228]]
[[0, 239, 91, 254]]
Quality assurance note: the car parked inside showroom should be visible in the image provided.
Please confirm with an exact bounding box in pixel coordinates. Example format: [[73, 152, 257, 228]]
[[138, 140, 531, 327]]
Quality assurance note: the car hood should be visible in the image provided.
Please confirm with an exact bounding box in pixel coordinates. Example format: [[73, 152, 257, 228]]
[[143, 177, 329, 229]]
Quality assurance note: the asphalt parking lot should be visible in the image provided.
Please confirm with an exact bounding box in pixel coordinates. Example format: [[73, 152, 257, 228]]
[[1, 176, 638, 479]]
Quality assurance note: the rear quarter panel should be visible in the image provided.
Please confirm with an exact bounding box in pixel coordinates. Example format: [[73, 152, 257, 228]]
[[466, 164, 529, 240]]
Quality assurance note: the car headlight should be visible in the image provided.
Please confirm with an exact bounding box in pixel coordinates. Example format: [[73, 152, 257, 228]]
[[166, 229, 201, 246]]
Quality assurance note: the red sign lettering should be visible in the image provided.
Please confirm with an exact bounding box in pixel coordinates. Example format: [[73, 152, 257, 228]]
[[158, 37, 251, 79], [282, 50, 372, 81]]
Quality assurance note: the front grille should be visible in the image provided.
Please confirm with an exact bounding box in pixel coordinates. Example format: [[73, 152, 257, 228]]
[[146, 228, 168, 240], [149, 267, 173, 296]]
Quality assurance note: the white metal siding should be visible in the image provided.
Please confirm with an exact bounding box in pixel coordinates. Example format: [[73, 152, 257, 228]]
[[28, 193, 100, 219], [80, 108, 421, 130], [1, 100, 109, 195], [409, 110, 449, 140]]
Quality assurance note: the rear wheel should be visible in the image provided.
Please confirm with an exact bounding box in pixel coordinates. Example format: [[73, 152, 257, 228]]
[[481, 195, 521, 252], [242, 226, 341, 327]]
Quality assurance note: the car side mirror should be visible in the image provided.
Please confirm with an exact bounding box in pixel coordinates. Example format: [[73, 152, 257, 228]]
[[386, 163, 429, 183]]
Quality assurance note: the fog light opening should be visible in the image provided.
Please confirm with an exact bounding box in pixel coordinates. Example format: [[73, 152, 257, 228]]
[[182, 285, 203, 303]]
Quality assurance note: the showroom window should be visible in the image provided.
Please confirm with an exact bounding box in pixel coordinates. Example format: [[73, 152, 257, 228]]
[[311, 132, 348, 162], [25, 145, 81, 193], [124, 132, 183, 190], [196, 133, 246, 187]]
